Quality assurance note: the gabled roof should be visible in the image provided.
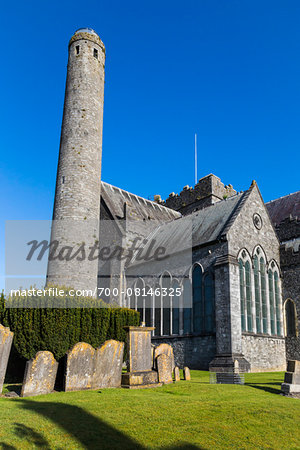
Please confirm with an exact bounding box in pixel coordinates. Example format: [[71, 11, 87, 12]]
[[101, 181, 181, 222], [266, 191, 300, 226], [128, 191, 246, 266]]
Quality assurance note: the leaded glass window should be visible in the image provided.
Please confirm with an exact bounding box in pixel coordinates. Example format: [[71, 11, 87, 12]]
[[274, 272, 281, 335], [172, 279, 180, 335], [260, 258, 268, 333], [285, 300, 297, 337], [183, 279, 192, 334], [245, 261, 253, 332], [253, 255, 261, 333], [269, 270, 275, 334], [162, 273, 171, 335], [192, 265, 203, 333], [239, 258, 246, 332], [204, 273, 215, 333]]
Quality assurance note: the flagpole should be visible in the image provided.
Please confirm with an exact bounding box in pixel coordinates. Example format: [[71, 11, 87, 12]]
[[195, 133, 197, 185]]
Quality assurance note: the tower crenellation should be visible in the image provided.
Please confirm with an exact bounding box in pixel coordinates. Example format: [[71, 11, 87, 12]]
[[162, 174, 237, 215]]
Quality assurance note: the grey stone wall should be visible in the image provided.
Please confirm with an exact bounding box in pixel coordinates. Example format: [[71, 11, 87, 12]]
[[163, 174, 236, 215], [47, 30, 105, 292], [226, 184, 286, 369], [227, 184, 280, 264], [242, 334, 286, 371], [152, 335, 216, 370], [281, 256, 300, 359]]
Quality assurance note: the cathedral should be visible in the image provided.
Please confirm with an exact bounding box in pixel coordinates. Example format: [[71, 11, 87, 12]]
[[47, 28, 300, 373]]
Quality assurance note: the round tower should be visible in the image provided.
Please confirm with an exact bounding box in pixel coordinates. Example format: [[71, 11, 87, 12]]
[[47, 28, 105, 293]]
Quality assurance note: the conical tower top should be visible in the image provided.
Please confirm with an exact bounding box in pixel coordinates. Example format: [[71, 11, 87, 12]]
[[69, 27, 105, 50]]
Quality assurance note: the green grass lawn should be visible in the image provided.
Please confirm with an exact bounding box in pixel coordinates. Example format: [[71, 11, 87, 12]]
[[0, 371, 299, 449]]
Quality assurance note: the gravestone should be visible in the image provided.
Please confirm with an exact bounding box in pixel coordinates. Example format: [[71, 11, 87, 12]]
[[174, 366, 180, 382], [157, 354, 173, 384], [183, 366, 191, 381], [281, 360, 300, 396], [127, 326, 153, 372], [65, 340, 124, 392], [122, 326, 161, 388], [21, 351, 58, 397], [0, 324, 13, 394], [94, 340, 124, 388], [154, 343, 175, 370], [64, 342, 95, 391]]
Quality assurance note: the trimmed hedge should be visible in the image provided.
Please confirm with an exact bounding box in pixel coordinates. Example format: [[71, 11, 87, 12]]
[[0, 290, 139, 361]]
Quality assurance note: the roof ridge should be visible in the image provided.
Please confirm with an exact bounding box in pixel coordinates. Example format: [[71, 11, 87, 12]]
[[101, 181, 181, 216], [190, 192, 244, 218], [220, 189, 251, 238], [266, 190, 300, 204]]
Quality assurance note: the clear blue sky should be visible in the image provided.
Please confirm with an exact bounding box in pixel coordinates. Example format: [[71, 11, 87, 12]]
[[1, 0, 300, 291]]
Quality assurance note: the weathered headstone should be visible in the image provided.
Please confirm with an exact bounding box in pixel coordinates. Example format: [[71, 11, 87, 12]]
[[0, 324, 14, 394], [21, 351, 58, 397], [122, 326, 161, 389], [183, 366, 191, 381], [64, 340, 124, 392], [157, 354, 173, 384], [154, 343, 175, 370], [174, 366, 180, 382], [127, 326, 153, 372], [64, 342, 95, 391], [281, 360, 300, 396], [94, 340, 124, 388]]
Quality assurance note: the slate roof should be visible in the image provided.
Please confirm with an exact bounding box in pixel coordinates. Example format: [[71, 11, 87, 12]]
[[101, 181, 181, 222], [266, 191, 300, 226], [129, 191, 246, 265]]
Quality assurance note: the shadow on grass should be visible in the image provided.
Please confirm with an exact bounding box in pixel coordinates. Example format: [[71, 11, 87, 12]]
[[1, 400, 203, 449], [245, 382, 282, 395], [0, 423, 52, 449]]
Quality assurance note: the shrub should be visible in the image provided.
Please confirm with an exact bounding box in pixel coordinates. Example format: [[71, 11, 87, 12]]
[[1, 288, 139, 361]]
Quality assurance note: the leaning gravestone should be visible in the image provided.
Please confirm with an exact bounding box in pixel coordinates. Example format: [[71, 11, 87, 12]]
[[0, 324, 14, 394], [157, 354, 173, 384], [94, 340, 124, 388], [154, 343, 175, 370], [21, 351, 58, 397], [65, 342, 95, 392], [281, 360, 300, 396], [174, 366, 180, 382], [183, 366, 191, 381]]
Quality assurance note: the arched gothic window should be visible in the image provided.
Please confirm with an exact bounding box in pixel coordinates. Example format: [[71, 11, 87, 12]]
[[260, 257, 268, 333], [183, 278, 192, 334], [253, 254, 261, 333], [154, 284, 161, 336], [268, 261, 282, 336], [238, 250, 252, 332], [135, 278, 145, 324], [161, 272, 171, 335], [285, 299, 297, 337], [253, 247, 268, 333], [192, 265, 203, 333], [204, 273, 215, 333], [172, 279, 180, 335], [192, 264, 215, 334], [144, 285, 152, 327]]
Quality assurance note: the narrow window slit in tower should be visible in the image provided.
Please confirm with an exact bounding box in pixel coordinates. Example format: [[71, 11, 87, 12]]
[[62, 176, 65, 184], [94, 48, 98, 59], [76, 45, 80, 55]]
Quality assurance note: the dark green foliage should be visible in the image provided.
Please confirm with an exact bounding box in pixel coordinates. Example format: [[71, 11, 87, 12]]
[[0, 291, 139, 361]]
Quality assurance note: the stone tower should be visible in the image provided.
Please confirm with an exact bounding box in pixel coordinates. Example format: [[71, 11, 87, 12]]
[[47, 28, 105, 293]]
